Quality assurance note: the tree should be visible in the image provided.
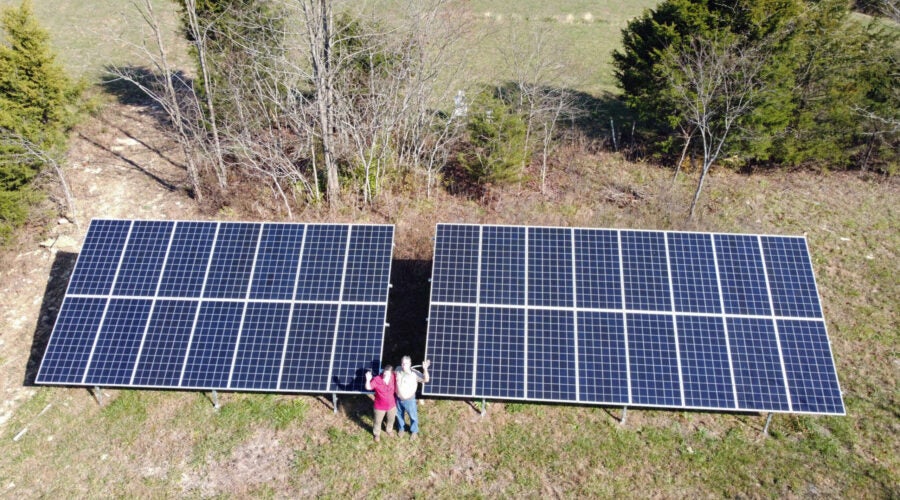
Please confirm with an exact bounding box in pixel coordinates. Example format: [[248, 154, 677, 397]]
[[660, 35, 768, 219], [457, 90, 529, 189], [0, 0, 81, 239]]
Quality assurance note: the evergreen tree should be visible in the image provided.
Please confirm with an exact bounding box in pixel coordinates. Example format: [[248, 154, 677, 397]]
[[0, 0, 80, 240]]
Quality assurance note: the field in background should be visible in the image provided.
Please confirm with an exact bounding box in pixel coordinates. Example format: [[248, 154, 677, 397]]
[[1, 0, 654, 94], [0, 0, 897, 497]]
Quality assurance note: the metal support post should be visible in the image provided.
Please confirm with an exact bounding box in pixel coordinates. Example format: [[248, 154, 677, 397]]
[[480, 398, 486, 417], [93, 386, 103, 406], [762, 412, 773, 436], [621, 406, 628, 425], [211, 390, 220, 410], [332, 393, 339, 414]]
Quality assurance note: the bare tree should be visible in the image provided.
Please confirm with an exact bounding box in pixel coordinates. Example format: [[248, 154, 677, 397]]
[[0, 131, 76, 222], [182, 0, 227, 188], [662, 35, 768, 220], [109, 0, 206, 200]]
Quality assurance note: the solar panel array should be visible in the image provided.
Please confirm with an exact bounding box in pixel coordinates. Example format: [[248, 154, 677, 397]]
[[36, 219, 394, 394], [423, 224, 844, 415]]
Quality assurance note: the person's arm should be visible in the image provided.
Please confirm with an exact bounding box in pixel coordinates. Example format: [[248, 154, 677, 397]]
[[365, 370, 374, 391], [421, 359, 430, 383]]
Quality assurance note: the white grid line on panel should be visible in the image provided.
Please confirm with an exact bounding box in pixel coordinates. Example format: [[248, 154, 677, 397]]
[[570, 228, 580, 401], [277, 224, 308, 389], [758, 235, 793, 412], [66, 294, 397, 306], [325, 226, 353, 387], [81, 220, 134, 384], [664, 233, 686, 406], [710, 234, 740, 408], [471, 226, 484, 397], [522, 227, 529, 399], [618, 230, 631, 404]]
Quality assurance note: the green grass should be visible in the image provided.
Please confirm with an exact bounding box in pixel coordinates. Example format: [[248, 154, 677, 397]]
[[0, 0, 187, 80]]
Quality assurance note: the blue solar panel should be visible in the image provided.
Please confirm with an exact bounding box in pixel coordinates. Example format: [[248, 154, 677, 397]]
[[761, 237, 823, 318], [157, 222, 216, 298], [230, 302, 291, 390], [777, 320, 843, 414], [38, 297, 107, 383], [621, 231, 671, 312], [715, 234, 771, 316], [249, 224, 305, 300], [528, 227, 573, 307], [132, 300, 197, 386], [280, 303, 338, 391], [728, 317, 790, 411], [67, 219, 130, 295], [676, 315, 734, 409], [329, 304, 386, 392], [628, 313, 680, 407], [36, 220, 393, 395], [577, 311, 628, 404], [476, 307, 525, 398], [574, 229, 621, 309], [181, 301, 243, 388], [113, 221, 173, 297], [668, 232, 720, 313], [424, 305, 476, 396], [480, 226, 525, 305], [424, 224, 843, 415], [84, 299, 152, 385], [430, 224, 480, 303], [528, 309, 577, 401]]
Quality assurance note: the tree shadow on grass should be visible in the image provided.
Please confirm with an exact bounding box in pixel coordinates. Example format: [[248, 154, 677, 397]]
[[23, 250, 77, 386]]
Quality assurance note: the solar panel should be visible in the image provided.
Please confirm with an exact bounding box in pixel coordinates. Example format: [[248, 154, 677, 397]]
[[36, 219, 394, 394], [423, 224, 844, 415]]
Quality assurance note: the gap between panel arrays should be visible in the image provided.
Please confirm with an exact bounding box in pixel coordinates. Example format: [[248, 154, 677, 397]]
[[422, 223, 844, 415], [36, 219, 394, 394]]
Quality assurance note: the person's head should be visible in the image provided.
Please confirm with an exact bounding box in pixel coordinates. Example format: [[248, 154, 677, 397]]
[[401, 356, 412, 371], [381, 364, 393, 380]]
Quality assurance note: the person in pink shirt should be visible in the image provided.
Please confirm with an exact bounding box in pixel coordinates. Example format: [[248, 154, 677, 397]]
[[364, 364, 396, 442]]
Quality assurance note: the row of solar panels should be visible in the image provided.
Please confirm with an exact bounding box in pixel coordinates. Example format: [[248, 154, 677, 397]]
[[424, 225, 843, 415], [36, 220, 844, 415]]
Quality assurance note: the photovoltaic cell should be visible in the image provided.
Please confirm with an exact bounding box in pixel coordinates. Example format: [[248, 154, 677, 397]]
[[424, 223, 843, 416], [36, 219, 393, 396]]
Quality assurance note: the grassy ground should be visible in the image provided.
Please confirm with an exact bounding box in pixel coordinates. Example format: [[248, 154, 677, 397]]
[[1, 0, 898, 497]]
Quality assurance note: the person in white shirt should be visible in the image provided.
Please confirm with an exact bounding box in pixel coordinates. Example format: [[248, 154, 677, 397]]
[[394, 356, 430, 439]]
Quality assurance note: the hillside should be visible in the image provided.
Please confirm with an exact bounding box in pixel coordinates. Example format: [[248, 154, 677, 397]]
[[0, 97, 896, 496]]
